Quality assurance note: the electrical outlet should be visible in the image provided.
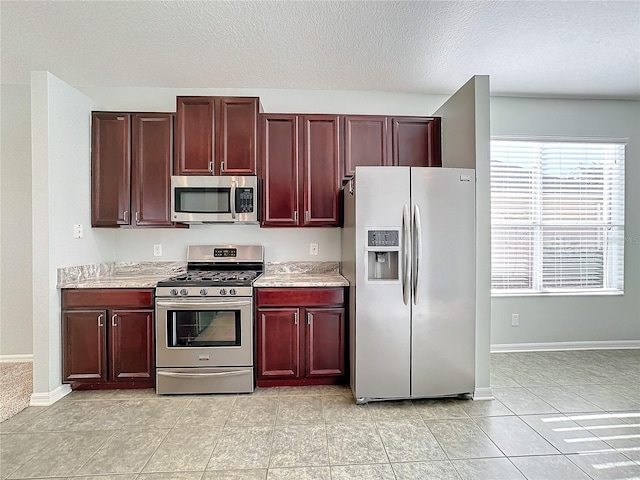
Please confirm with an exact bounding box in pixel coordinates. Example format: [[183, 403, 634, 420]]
[[511, 313, 520, 326], [310, 243, 319, 256], [153, 244, 162, 257], [73, 224, 83, 239]]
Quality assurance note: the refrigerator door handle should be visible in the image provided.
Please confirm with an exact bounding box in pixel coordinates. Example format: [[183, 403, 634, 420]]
[[413, 204, 422, 305], [402, 204, 411, 305]]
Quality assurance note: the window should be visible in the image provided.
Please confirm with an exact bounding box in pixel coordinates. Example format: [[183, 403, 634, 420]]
[[490, 138, 625, 294]]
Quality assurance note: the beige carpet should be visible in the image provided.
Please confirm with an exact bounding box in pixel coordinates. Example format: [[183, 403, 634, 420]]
[[0, 362, 32, 422]]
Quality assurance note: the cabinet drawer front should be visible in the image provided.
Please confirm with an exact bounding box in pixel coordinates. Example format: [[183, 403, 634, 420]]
[[256, 288, 344, 307], [62, 289, 154, 309]]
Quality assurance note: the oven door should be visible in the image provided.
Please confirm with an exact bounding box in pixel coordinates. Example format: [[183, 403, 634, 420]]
[[155, 297, 253, 368]]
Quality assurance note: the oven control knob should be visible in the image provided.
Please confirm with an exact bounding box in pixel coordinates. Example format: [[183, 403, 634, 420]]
[[170, 288, 178, 296], [180, 288, 189, 296], [229, 288, 237, 296], [219, 288, 227, 296], [200, 288, 208, 296]]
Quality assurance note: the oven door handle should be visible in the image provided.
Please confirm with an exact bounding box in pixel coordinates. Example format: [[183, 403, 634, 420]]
[[156, 300, 251, 309], [157, 369, 252, 378]]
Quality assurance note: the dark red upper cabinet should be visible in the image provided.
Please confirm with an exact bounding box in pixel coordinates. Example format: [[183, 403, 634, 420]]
[[260, 114, 340, 227], [302, 115, 341, 226], [260, 114, 300, 226], [91, 112, 174, 228], [131, 113, 174, 227], [217, 97, 260, 175], [343, 115, 390, 178], [175, 97, 216, 175], [175, 96, 260, 176], [91, 113, 131, 227], [391, 116, 442, 168]]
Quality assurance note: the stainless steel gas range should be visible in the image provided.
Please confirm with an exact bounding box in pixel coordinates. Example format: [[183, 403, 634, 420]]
[[155, 244, 264, 394]]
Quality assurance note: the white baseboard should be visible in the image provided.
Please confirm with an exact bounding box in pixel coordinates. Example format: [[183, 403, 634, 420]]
[[491, 340, 640, 353], [0, 354, 34, 363], [473, 387, 494, 400], [30, 384, 71, 406]]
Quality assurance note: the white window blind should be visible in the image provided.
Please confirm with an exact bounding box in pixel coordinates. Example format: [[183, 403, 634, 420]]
[[491, 139, 625, 294]]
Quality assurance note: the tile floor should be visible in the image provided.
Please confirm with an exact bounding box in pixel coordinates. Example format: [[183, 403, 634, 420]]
[[1, 350, 639, 479]]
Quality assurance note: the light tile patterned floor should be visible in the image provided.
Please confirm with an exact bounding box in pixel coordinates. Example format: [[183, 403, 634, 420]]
[[1, 350, 639, 479]]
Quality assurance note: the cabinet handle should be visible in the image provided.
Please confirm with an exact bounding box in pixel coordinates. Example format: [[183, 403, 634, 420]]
[[294, 211, 298, 223], [97, 314, 104, 327], [116, 116, 125, 121], [307, 312, 311, 325], [221, 161, 225, 172], [294, 311, 298, 325], [123, 210, 129, 223], [111, 314, 117, 327], [209, 161, 214, 173], [305, 210, 310, 222], [135, 211, 140, 224]]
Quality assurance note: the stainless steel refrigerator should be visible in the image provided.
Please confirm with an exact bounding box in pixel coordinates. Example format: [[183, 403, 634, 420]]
[[341, 166, 476, 404]]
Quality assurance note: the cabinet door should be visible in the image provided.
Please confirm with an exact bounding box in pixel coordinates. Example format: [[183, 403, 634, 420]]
[[218, 97, 259, 175], [302, 115, 341, 226], [175, 96, 216, 175], [91, 113, 131, 227], [260, 114, 300, 226], [305, 307, 345, 378], [62, 310, 107, 383], [256, 307, 300, 379], [391, 117, 442, 168], [131, 113, 174, 226], [109, 309, 154, 382], [343, 116, 390, 178]]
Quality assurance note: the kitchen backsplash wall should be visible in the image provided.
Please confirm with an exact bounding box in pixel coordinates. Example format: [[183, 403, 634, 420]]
[[113, 225, 342, 262]]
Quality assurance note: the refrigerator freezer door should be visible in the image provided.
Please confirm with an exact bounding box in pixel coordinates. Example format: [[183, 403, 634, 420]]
[[410, 167, 476, 397], [353, 166, 412, 400]]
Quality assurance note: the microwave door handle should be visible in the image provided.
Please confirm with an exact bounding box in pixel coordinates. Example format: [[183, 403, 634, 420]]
[[230, 178, 237, 219]]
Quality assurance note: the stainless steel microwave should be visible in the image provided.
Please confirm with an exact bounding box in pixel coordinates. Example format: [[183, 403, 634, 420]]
[[171, 176, 259, 224]]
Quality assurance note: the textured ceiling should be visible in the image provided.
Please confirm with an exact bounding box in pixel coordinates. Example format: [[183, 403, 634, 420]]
[[1, 0, 639, 99]]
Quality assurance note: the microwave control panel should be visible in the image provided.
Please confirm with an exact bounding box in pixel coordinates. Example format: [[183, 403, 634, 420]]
[[235, 188, 254, 213]]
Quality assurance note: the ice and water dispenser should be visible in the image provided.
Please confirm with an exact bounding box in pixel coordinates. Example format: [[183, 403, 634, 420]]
[[365, 228, 400, 282]]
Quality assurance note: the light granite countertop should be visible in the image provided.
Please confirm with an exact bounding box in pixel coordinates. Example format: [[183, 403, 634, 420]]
[[57, 262, 186, 289], [254, 261, 348, 287], [57, 261, 349, 289]]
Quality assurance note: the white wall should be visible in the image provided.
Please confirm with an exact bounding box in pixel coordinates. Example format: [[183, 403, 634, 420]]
[[490, 97, 640, 347], [0, 85, 33, 357], [434, 76, 492, 398], [30, 72, 114, 402]]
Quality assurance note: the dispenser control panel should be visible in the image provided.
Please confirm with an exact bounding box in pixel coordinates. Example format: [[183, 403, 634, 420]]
[[368, 230, 399, 247]]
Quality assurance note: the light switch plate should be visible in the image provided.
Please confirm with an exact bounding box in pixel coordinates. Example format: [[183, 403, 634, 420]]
[[310, 243, 319, 256], [153, 244, 162, 257]]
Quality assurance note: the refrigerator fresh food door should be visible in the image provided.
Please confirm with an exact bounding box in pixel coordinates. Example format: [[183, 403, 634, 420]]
[[353, 166, 412, 400], [410, 167, 476, 397]]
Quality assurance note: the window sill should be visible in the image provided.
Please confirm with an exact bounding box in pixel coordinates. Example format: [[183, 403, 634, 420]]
[[492, 290, 624, 298]]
